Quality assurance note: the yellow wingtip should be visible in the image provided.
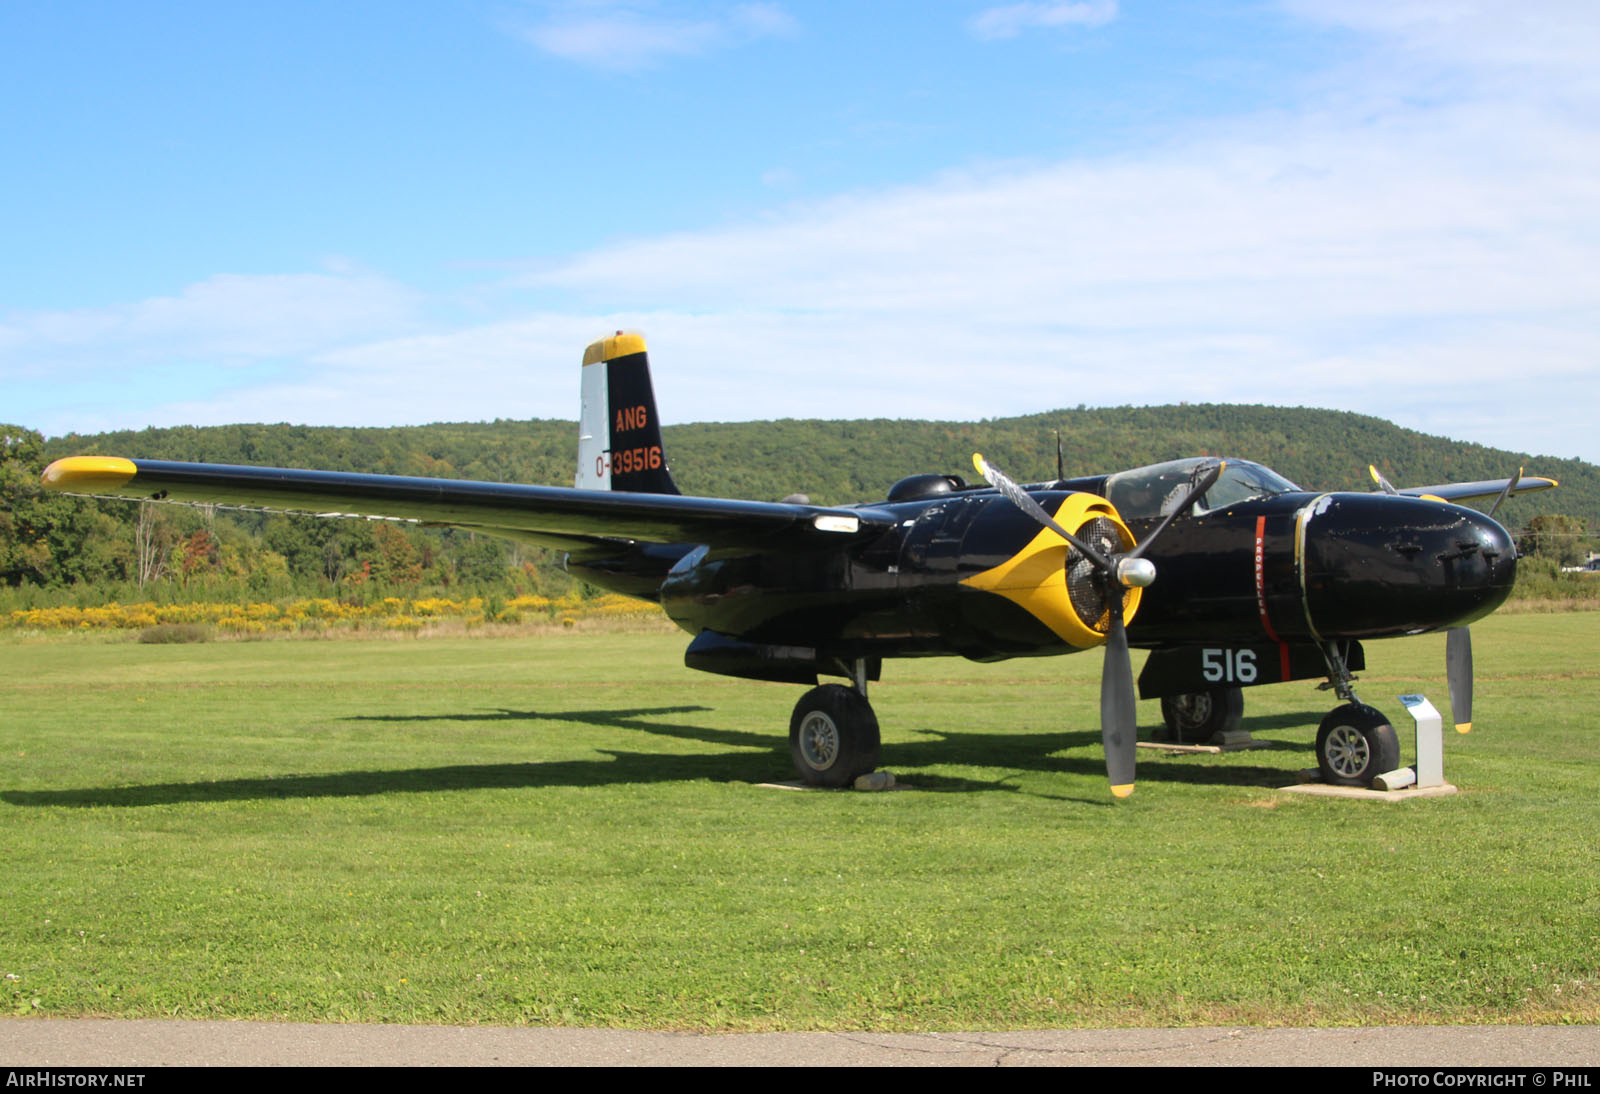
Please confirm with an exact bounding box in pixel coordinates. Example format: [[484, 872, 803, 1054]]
[[1110, 783, 1135, 799], [41, 456, 138, 492]]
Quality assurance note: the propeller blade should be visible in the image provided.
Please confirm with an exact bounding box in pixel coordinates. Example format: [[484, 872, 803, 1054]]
[[1125, 460, 1223, 562], [1446, 626, 1473, 733], [1100, 614, 1137, 798], [1369, 464, 1400, 495], [972, 453, 1114, 571], [1487, 466, 1523, 519]]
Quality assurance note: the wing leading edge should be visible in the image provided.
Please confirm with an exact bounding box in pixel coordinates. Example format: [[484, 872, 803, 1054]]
[[41, 456, 895, 553]]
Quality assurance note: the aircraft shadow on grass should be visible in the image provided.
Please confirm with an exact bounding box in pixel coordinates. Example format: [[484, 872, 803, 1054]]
[[2, 705, 1312, 810]]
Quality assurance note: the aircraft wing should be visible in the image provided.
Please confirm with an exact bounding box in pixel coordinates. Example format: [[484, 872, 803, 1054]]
[[1394, 474, 1558, 504], [40, 457, 896, 552]]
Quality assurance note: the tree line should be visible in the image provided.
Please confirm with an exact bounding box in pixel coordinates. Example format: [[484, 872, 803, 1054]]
[[5, 404, 1596, 608]]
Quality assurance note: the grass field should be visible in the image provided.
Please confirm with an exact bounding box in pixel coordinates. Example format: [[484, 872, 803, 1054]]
[[3, 613, 1596, 1030]]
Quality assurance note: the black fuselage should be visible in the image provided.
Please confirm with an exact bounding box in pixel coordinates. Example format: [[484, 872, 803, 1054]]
[[567, 471, 1517, 683]]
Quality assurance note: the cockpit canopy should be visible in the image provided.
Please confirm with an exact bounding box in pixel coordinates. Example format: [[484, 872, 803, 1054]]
[[1105, 458, 1300, 521]]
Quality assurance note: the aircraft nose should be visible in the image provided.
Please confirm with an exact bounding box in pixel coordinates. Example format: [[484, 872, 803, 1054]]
[[1299, 494, 1517, 639]]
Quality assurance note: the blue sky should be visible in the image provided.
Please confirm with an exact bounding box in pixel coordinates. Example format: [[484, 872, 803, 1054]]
[[4, 1, 1597, 466]]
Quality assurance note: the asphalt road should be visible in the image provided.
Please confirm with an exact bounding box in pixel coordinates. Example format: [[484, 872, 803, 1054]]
[[3, 1020, 1597, 1067]]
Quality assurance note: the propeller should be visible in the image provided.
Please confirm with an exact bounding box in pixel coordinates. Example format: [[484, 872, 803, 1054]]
[[973, 454, 1222, 797]]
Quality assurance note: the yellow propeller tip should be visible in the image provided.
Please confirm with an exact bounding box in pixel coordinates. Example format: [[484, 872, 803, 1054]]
[[1110, 784, 1135, 799], [971, 453, 986, 475], [1456, 722, 1472, 735]]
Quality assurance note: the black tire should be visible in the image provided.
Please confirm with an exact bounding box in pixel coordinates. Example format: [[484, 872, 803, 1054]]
[[1158, 688, 1244, 743], [1315, 703, 1400, 787], [789, 684, 881, 788]]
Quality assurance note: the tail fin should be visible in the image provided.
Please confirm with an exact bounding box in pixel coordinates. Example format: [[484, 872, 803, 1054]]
[[575, 332, 681, 495]]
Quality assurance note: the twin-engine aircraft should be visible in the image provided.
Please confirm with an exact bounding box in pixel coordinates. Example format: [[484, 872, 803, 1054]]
[[42, 334, 1554, 797]]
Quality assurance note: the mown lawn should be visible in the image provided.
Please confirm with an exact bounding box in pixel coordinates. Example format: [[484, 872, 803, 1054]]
[[2, 613, 1596, 1029]]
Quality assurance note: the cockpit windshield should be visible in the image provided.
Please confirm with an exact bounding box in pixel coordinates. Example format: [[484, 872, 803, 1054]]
[[1104, 458, 1300, 521]]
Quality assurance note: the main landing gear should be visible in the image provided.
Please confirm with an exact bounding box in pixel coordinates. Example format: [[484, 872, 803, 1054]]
[[1158, 687, 1244, 744], [788, 660, 881, 787]]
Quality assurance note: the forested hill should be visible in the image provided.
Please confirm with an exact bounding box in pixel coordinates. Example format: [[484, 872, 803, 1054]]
[[42, 404, 1598, 529]]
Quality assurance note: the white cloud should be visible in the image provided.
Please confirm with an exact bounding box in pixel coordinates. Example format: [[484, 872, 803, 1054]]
[[1286, 0, 1600, 79], [517, 1, 797, 70], [968, 1, 1118, 41], [1, 269, 422, 372], [729, 2, 798, 38], [527, 106, 1598, 330]]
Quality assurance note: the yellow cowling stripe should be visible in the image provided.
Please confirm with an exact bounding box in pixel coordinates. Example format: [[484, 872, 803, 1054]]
[[582, 332, 648, 366], [40, 456, 139, 494], [959, 493, 1140, 649]]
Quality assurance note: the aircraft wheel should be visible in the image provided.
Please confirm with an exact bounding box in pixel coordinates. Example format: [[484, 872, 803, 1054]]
[[1158, 688, 1243, 743], [1315, 703, 1400, 787], [789, 684, 881, 788]]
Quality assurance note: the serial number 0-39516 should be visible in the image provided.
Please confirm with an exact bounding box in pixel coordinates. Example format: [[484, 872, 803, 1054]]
[[597, 445, 664, 477]]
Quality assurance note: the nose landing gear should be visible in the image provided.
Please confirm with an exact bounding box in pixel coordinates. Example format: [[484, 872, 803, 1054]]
[[1314, 703, 1401, 786]]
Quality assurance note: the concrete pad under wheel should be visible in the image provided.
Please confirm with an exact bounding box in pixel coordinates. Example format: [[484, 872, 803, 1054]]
[[1280, 779, 1459, 801]]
